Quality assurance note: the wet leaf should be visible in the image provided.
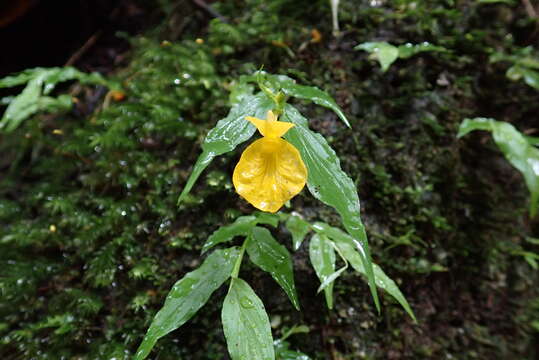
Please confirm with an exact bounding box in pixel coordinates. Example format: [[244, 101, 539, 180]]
[[506, 66, 539, 90], [202, 216, 257, 254], [0, 67, 116, 132], [458, 118, 539, 217], [355, 42, 399, 72], [285, 214, 311, 250], [283, 105, 379, 311], [1, 77, 48, 132], [278, 82, 350, 128], [309, 234, 336, 309], [355, 42, 448, 72], [333, 239, 417, 322], [525, 136, 539, 147], [274, 339, 312, 360], [254, 212, 280, 227], [247, 227, 300, 310], [240, 72, 351, 127], [134, 247, 240, 360], [222, 278, 275, 360], [477, 0, 516, 4], [397, 42, 448, 59], [177, 92, 274, 205], [201, 213, 280, 254]]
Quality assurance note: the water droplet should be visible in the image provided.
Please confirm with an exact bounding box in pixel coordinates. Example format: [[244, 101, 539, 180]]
[[240, 297, 254, 309]]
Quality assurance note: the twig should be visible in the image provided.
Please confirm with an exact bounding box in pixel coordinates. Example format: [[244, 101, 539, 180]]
[[522, 0, 537, 18], [64, 31, 102, 67], [192, 0, 228, 22]]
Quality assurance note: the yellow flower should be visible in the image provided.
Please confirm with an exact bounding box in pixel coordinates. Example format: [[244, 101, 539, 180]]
[[233, 110, 307, 213]]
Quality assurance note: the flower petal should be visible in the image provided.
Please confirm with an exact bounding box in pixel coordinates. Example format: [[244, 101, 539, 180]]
[[245, 111, 295, 139], [233, 137, 307, 213]]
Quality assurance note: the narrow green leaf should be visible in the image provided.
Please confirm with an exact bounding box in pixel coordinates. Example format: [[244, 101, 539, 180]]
[[241, 73, 351, 127], [525, 136, 539, 147], [0, 68, 41, 88], [397, 42, 448, 59], [279, 82, 350, 128], [201, 213, 280, 254], [274, 339, 312, 360], [134, 247, 240, 360], [247, 227, 300, 310], [355, 42, 399, 72], [456, 117, 492, 137], [0, 67, 116, 132], [222, 278, 275, 360], [0, 77, 43, 132], [177, 92, 274, 205], [316, 240, 348, 294], [520, 67, 539, 90], [283, 105, 380, 311], [333, 240, 417, 322], [506, 65, 539, 90], [477, 0, 516, 4], [458, 118, 539, 217], [202, 216, 256, 254], [309, 234, 336, 309], [254, 211, 280, 227], [285, 214, 311, 250]]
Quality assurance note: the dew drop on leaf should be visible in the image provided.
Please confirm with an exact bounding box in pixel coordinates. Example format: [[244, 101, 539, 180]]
[[239, 296, 254, 309]]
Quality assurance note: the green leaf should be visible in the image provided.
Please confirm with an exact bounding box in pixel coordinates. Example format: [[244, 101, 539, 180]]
[[355, 42, 448, 71], [309, 234, 336, 309], [283, 105, 380, 311], [520, 68, 539, 90], [285, 214, 312, 250], [458, 118, 539, 217], [241, 73, 351, 127], [0, 67, 115, 132], [134, 247, 240, 360], [202, 216, 257, 254], [177, 92, 274, 205], [490, 47, 539, 69], [0, 68, 41, 88], [525, 136, 539, 147], [355, 42, 399, 72], [274, 339, 312, 360], [333, 240, 417, 322], [201, 212, 280, 254], [254, 211, 280, 227], [278, 82, 350, 128], [316, 248, 347, 294], [477, 0, 516, 4], [1, 77, 46, 132], [222, 278, 275, 360], [397, 42, 448, 59], [507, 66, 539, 90], [247, 227, 300, 310]]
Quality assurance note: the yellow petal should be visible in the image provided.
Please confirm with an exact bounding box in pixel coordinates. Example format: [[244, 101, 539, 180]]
[[246, 111, 295, 138], [233, 137, 307, 213]]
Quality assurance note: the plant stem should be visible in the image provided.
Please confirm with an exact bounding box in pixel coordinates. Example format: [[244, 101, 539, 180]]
[[231, 235, 249, 279]]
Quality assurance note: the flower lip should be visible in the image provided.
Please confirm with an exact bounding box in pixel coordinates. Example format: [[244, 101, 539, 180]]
[[233, 110, 307, 213]]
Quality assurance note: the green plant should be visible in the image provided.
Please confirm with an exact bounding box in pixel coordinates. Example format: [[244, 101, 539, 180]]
[[135, 72, 415, 359], [355, 41, 448, 72], [490, 46, 539, 90], [458, 118, 539, 217], [0, 67, 118, 132]]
